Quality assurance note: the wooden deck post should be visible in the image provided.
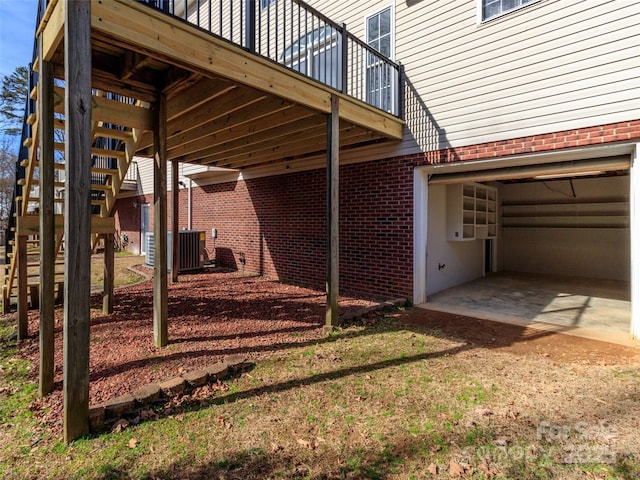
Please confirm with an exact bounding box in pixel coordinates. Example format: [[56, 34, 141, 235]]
[[63, 0, 92, 443], [17, 235, 28, 340], [171, 161, 179, 283], [103, 233, 114, 314], [325, 94, 340, 327], [38, 35, 55, 396], [153, 95, 168, 347]]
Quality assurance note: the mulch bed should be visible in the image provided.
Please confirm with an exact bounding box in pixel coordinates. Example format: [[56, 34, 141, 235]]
[[14, 268, 380, 432]]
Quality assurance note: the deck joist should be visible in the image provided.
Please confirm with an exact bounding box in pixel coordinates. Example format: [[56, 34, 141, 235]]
[[39, 0, 403, 172]]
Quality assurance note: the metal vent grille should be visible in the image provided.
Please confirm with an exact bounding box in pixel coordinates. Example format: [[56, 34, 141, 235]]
[[145, 231, 205, 272]]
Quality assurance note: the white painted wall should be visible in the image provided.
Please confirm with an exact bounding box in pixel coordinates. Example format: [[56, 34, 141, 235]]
[[629, 145, 639, 337], [426, 184, 484, 296], [498, 176, 630, 281]]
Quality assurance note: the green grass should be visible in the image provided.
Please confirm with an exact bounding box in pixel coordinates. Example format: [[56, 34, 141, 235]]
[[0, 313, 637, 479]]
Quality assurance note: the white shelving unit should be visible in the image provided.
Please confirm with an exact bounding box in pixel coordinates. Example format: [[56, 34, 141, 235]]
[[501, 200, 629, 229], [447, 183, 497, 241]]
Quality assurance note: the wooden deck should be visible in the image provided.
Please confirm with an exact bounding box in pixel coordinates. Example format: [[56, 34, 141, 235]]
[[40, 0, 403, 171]]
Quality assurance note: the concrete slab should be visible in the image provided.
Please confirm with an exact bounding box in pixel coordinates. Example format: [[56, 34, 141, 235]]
[[419, 272, 636, 347]]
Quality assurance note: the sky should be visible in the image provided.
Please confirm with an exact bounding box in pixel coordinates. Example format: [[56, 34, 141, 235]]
[[0, 0, 39, 78]]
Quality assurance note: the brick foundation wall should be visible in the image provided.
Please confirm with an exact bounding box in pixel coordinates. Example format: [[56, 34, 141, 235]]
[[113, 197, 141, 254], [187, 159, 414, 299], [413, 120, 640, 165]]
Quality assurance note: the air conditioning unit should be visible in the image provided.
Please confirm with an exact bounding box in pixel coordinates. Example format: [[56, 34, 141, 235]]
[[145, 230, 205, 272]]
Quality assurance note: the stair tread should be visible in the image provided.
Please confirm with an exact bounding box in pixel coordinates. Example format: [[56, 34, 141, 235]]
[[93, 125, 133, 141]]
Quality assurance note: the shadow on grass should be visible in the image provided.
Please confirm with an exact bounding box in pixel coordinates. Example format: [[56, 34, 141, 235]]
[[89, 410, 640, 480]]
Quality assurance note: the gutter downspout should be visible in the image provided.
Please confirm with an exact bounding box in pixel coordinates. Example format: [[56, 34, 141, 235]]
[[187, 179, 192, 230]]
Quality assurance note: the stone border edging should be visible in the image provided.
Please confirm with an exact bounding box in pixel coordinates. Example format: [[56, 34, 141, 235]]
[[88, 354, 250, 433], [338, 298, 408, 324]]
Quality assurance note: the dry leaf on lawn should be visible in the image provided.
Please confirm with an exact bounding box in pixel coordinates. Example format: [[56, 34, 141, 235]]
[[449, 460, 465, 477], [111, 419, 129, 433]]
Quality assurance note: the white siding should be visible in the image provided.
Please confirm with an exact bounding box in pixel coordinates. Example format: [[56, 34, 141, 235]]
[[306, 0, 640, 156], [133, 156, 190, 196]]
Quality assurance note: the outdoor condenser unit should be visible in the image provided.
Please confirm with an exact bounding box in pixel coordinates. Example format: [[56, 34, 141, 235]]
[[145, 230, 206, 272]]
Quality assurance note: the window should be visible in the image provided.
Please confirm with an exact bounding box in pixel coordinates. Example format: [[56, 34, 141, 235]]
[[366, 6, 394, 112], [260, 0, 276, 11], [282, 26, 343, 90], [481, 0, 537, 21]]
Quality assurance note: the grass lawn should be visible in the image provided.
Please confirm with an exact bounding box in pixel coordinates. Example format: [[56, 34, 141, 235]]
[[89, 252, 148, 291], [1, 307, 638, 479], [0, 252, 145, 314]]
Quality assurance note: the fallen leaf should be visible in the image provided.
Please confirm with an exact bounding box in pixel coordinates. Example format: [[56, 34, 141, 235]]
[[479, 459, 499, 478], [475, 407, 493, 417], [449, 461, 465, 477], [111, 419, 129, 433], [427, 463, 438, 475], [128, 438, 138, 449], [493, 436, 510, 446], [297, 438, 311, 449]]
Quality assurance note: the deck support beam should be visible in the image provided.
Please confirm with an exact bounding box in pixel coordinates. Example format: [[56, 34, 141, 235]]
[[325, 95, 339, 327], [38, 35, 55, 396], [153, 95, 169, 347], [17, 235, 28, 340], [63, 0, 92, 443], [171, 161, 179, 283], [103, 233, 114, 314]]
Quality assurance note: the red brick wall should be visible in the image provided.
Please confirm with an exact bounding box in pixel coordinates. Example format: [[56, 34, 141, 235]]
[[414, 120, 640, 165], [113, 197, 140, 253], [187, 159, 414, 299]]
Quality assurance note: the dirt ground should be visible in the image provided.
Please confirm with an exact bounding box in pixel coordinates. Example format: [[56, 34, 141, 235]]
[[11, 267, 640, 436], [400, 309, 640, 365]]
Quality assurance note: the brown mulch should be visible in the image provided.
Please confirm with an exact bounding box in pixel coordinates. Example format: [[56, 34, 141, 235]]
[[15, 268, 380, 431], [9, 268, 640, 433]]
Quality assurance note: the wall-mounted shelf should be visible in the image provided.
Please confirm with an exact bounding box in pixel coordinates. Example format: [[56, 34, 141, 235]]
[[447, 183, 497, 241], [501, 200, 629, 229]]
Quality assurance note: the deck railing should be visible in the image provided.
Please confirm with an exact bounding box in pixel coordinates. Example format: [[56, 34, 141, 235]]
[[139, 0, 403, 117]]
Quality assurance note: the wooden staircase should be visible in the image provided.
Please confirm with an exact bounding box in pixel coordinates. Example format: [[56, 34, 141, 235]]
[[2, 79, 147, 311]]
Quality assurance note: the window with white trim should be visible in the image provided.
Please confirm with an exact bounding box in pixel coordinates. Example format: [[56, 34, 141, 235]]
[[366, 6, 394, 113], [261, 0, 276, 11], [282, 26, 342, 90], [482, 0, 537, 21]]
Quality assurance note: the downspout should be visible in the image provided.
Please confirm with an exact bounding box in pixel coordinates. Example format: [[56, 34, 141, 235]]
[[187, 179, 192, 230]]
